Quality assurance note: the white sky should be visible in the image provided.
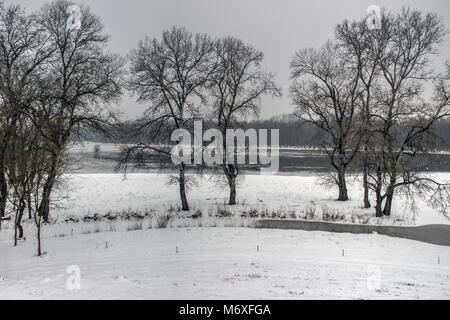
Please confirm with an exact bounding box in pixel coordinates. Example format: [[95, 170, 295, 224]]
[[13, 0, 450, 120]]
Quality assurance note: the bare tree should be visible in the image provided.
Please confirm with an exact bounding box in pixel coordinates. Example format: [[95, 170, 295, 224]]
[[326, 8, 449, 217], [6, 116, 51, 248], [35, 0, 123, 222], [335, 13, 389, 208], [0, 2, 54, 229], [365, 9, 447, 217], [6, 118, 33, 244], [290, 41, 364, 201], [209, 37, 281, 205], [26, 127, 51, 257], [127, 26, 215, 211]]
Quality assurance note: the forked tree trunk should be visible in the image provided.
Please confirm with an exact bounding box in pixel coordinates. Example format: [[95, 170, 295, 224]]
[[179, 164, 189, 211], [337, 167, 349, 201]]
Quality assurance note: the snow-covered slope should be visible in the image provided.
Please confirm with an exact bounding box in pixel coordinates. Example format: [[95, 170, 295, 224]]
[[1, 228, 449, 299]]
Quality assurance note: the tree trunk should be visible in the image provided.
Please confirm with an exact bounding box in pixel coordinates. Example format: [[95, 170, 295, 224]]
[[223, 164, 238, 205], [383, 174, 396, 216], [375, 192, 383, 217], [362, 152, 371, 209], [27, 193, 32, 220], [337, 167, 349, 201], [39, 184, 52, 223], [383, 187, 394, 217], [34, 208, 43, 256], [178, 164, 189, 211], [14, 220, 17, 247], [0, 166, 7, 230], [37, 223, 42, 257], [14, 201, 25, 246], [17, 220, 24, 239], [229, 178, 236, 205], [41, 193, 51, 222], [17, 206, 24, 239], [363, 176, 371, 208], [38, 157, 58, 222]]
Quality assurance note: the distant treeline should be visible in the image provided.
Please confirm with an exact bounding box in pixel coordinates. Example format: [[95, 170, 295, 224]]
[[84, 115, 450, 151]]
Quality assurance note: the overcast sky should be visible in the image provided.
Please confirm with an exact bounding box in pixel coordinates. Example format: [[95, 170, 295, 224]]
[[13, 0, 450, 120]]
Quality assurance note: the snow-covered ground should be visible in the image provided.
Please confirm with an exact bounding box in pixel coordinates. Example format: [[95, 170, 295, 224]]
[[1, 227, 449, 299], [2, 172, 449, 300], [45, 172, 450, 226]]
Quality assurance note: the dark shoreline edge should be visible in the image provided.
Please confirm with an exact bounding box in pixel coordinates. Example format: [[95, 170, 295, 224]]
[[255, 219, 450, 246]]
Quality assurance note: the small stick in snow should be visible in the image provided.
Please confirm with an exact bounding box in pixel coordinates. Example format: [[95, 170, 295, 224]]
[[176, 246, 178, 254], [342, 249, 344, 257], [106, 241, 108, 249], [438, 256, 440, 265], [257, 245, 259, 252]]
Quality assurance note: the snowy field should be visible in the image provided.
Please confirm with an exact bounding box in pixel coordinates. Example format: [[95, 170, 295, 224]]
[[1, 172, 449, 300], [1, 227, 449, 299], [47, 172, 450, 226]]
